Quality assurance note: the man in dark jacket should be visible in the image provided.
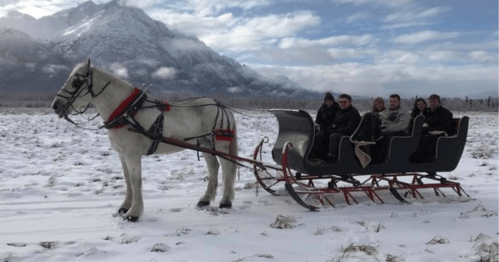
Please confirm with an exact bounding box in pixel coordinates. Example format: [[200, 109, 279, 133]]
[[411, 94, 454, 163], [424, 94, 454, 136], [326, 94, 361, 162]]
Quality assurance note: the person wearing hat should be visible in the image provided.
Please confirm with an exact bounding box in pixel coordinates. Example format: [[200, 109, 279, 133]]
[[309, 92, 340, 161], [315, 92, 339, 132]]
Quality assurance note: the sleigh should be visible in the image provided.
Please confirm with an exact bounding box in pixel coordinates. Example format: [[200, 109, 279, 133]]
[[252, 110, 470, 210]]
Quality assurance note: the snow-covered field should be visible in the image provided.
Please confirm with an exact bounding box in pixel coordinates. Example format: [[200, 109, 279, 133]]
[[0, 108, 497, 262]]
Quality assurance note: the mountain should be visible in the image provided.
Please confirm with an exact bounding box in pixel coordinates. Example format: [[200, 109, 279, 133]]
[[0, 0, 320, 99]]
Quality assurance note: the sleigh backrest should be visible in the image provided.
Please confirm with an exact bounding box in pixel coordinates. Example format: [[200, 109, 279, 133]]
[[269, 110, 314, 173], [386, 115, 425, 163], [431, 116, 469, 170]]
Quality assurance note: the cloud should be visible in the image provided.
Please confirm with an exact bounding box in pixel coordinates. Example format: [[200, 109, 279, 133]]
[[151, 11, 237, 37], [185, 0, 272, 16], [469, 51, 496, 62], [393, 31, 461, 44], [250, 62, 498, 98], [0, 0, 111, 18], [381, 6, 451, 30], [327, 48, 378, 59], [197, 11, 320, 52], [331, 0, 411, 8], [152, 67, 176, 80], [384, 6, 449, 23], [0, 0, 19, 7], [118, 0, 162, 9], [425, 51, 458, 62], [236, 34, 377, 64], [109, 63, 129, 79], [279, 34, 373, 49], [417, 6, 450, 19], [346, 11, 369, 23]]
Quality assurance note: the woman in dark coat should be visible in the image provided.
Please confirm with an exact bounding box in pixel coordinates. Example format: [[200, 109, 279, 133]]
[[310, 92, 339, 160], [315, 92, 339, 131], [410, 98, 428, 118]]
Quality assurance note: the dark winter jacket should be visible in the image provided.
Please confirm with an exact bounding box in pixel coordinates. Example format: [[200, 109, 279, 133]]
[[331, 105, 361, 136], [410, 107, 429, 118], [424, 106, 454, 135], [315, 102, 340, 131]]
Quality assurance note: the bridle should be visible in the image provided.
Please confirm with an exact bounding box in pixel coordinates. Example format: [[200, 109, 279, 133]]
[[56, 69, 111, 126]]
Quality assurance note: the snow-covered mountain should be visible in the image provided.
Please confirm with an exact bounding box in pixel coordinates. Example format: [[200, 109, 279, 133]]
[[0, 0, 319, 98]]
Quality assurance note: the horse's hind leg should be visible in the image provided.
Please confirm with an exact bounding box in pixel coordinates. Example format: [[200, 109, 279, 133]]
[[218, 158, 236, 208], [198, 152, 219, 207], [218, 141, 237, 208]]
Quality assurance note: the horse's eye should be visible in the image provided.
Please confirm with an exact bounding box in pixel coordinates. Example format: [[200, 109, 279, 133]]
[[72, 77, 85, 89]]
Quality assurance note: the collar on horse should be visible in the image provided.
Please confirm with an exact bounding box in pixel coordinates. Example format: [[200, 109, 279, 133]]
[[103, 88, 147, 129]]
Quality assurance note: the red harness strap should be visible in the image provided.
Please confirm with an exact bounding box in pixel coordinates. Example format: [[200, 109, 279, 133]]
[[157, 101, 170, 112], [106, 88, 142, 129], [214, 129, 235, 142]]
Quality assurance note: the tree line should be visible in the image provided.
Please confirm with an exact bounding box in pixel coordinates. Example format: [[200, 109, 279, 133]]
[[1, 91, 498, 112]]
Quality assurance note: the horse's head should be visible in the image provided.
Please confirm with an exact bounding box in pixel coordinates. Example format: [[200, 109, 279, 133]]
[[52, 59, 95, 118]]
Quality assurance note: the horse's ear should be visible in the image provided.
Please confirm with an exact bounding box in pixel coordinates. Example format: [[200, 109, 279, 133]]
[[84, 58, 91, 68]]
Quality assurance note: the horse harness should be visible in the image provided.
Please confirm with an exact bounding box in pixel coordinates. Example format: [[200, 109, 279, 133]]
[[59, 68, 235, 157], [101, 88, 234, 157], [56, 69, 111, 124]]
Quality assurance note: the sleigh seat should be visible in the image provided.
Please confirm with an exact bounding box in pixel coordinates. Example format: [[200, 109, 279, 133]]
[[269, 110, 468, 177]]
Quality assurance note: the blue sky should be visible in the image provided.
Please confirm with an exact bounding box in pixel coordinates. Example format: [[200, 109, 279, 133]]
[[1, 0, 497, 98]]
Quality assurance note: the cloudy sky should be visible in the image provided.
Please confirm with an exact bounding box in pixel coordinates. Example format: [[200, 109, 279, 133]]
[[0, 0, 497, 98]]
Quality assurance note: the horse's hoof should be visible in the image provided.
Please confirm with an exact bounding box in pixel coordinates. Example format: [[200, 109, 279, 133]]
[[118, 208, 129, 215], [125, 216, 139, 222], [197, 201, 210, 208], [219, 202, 232, 209]]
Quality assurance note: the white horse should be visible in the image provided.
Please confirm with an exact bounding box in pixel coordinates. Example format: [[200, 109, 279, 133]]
[[52, 59, 238, 222]]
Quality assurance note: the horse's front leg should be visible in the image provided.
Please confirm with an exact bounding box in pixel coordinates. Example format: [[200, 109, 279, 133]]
[[118, 154, 133, 215], [121, 154, 143, 222], [197, 152, 219, 207]]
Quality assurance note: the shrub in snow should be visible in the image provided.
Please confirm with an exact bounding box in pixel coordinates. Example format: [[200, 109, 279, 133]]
[[326, 243, 391, 262], [151, 243, 170, 252], [459, 204, 498, 219], [40, 241, 57, 249], [472, 233, 498, 262], [270, 215, 296, 229], [426, 235, 450, 245], [471, 143, 495, 159], [78, 247, 107, 258], [206, 226, 220, 235]]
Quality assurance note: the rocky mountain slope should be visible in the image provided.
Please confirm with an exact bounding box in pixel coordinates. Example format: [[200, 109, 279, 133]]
[[0, 1, 319, 99]]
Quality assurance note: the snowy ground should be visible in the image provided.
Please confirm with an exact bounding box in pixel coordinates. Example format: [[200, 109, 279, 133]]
[[0, 108, 497, 262]]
